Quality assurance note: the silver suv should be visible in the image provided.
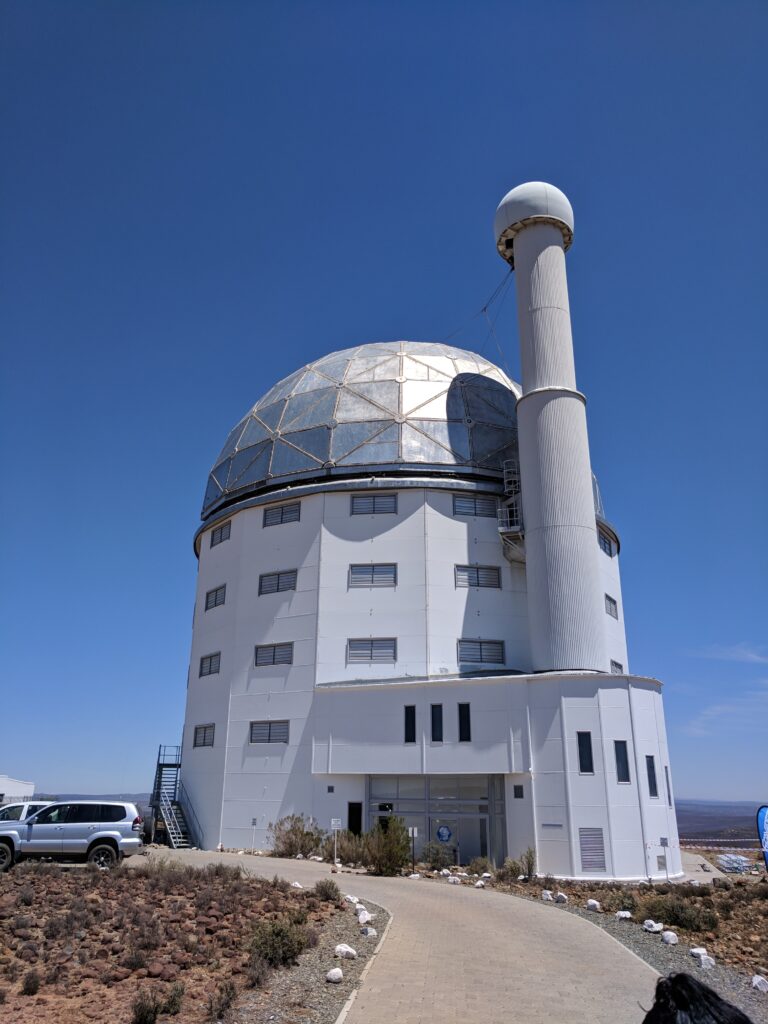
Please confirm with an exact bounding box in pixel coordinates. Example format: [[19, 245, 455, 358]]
[[0, 800, 143, 871]]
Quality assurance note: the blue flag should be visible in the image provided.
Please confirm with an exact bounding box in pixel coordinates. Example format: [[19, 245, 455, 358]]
[[757, 806, 768, 871]]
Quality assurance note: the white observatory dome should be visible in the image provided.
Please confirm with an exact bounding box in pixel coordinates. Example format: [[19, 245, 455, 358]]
[[202, 341, 521, 519]]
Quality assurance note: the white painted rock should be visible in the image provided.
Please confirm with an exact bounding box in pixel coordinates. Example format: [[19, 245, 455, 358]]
[[447, 876, 461, 885], [517, 874, 527, 881], [408, 873, 421, 879], [751, 975, 768, 994], [555, 892, 568, 904], [662, 931, 678, 945], [586, 899, 601, 912], [357, 911, 372, 925], [690, 947, 708, 959], [689, 879, 700, 886], [482, 872, 492, 879], [457, 871, 469, 877], [475, 880, 485, 889], [360, 926, 378, 938], [335, 943, 357, 960], [355, 905, 368, 915], [615, 910, 632, 920], [440, 869, 451, 876], [326, 967, 344, 983], [643, 920, 664, 933], [541, 890, 554, 901], [699, 956, 716, 970], [296, 853, 304, 859], [291, 881, 303, 889], [344, 895, 360, 904]]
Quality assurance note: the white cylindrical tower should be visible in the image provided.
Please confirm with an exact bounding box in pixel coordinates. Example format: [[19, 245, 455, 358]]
[[495, 182, 607, 672]]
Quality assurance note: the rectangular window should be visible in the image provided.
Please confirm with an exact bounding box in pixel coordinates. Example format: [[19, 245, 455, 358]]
[[452, 494, 497, 518], [455, 565, 501, 589], [404, 705, 416, 743], [646, 755, 659, 798], [263, 502, 301, 527], [605, 594, 618, 618], [347, 638, 397, 663], [614, 740, 630, 783], [664, 765, 672, 807], [205, 584, 226, 610], [513, 784, 524, 799], [431, 704, 443, 742], [598, 529, 613, 556], [579, 827, 606, 871], [199, 652, 221, 677], [210, 521, 231, 547], [350, 494, 397, 515], [193, 724, 215, 748], [349, 563, 397, 588], [457, 639, 505, 664], [610, 660, 624, 674], [259, 569, 298, 595], [254, 642, 294, 666], [577, 731, 594, 774], [458, 703, 471, 742], [249, 720, 289, 744]]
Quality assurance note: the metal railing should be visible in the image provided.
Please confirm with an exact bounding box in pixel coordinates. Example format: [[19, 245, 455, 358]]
[[498, 501, 523, 532], [177, 779, 204, 850]]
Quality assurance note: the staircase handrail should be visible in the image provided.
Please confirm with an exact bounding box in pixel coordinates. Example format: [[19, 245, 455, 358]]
[[176, 779, 204, 849]]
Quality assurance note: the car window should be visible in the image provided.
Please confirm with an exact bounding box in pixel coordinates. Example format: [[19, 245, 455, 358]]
[[27, 804, 48, 816], [100, 804, 127, 822], [66, 804, 99, 824], [0, 805, 23, 821], [33, 804, 71, 824]]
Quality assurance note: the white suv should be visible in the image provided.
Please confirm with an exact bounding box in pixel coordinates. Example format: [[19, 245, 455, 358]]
[[0, 801, 52, 822]]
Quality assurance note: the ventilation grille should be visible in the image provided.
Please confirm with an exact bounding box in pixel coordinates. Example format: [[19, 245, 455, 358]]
[[579, 827, 606, 872]]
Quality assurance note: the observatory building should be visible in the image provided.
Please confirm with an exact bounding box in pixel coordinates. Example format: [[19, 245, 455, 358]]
[[173, 182, 681, 879]]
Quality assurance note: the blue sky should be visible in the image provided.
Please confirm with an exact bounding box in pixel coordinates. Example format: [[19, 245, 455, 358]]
[[1, 1, 765, 800]]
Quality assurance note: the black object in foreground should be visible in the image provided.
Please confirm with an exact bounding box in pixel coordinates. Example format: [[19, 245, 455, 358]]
[[642, 973, 755, 1024]]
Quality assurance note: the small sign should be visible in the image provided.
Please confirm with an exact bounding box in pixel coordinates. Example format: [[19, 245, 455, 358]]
[[436, 825, 452, 843], [660, 837, 668, 848], [251, 818, 258, 827], [331, 818, 342, 830], [408, 826, 418, 838]]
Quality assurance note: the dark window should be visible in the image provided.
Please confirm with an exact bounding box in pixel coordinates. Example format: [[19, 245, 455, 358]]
[[199, 652, 221, 677], [210, 521, 231, 547], [327, 785, 334, 793], [249, 720, 289, 743], [0, 805, 22, 821], [99, 804, 127, 822], [431, 704, 443, 742], [614, 740, 631, 783], [577, 732, 594, 774], [205, 585, 226, 610], [27, 804, 48, 817], [605, 594, 618, 619], [610, 660, 624, 674], [455, 565, 501, 588], [255, 643, 294, 667], [646, 755, 659, 798], [350, 494, 397, 515], [404, 705, 416, 743], [263, 502, 301, 527], [452, 494, 497, 518], [664, 766, 672, 807], [458, 703, 471, 742], [193, 724, 215, 748], [598, 530, 613, 556], [348, 802, 363, 836], [349, 564, 397, 587], [347, 638, 397, 663], [65, 804, 99, 823], [457, 639, 504, 664], [513, 784, 524, 799], [259, 569, 298, 595]]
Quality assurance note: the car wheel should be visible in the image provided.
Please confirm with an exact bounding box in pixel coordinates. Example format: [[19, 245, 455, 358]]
[[0, 843, 14, 872], [87, 844, 117, 869]]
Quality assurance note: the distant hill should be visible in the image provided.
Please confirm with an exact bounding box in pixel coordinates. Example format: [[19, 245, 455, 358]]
[[35, 792, 152, 805], [676, 799, 761, 842]]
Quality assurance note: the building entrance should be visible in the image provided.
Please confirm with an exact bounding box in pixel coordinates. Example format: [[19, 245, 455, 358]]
[[367, 775, 505, 865]]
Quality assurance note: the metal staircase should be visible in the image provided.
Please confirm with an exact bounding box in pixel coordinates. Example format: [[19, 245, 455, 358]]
[[498, 458, 525, 563], [151, 745, 193, 849]]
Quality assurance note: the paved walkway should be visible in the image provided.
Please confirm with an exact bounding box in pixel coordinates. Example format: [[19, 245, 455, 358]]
[[145, 849, 658, 1024]]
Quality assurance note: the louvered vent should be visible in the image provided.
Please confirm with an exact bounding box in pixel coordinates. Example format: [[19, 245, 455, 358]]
[[579, 827, 606, 871]]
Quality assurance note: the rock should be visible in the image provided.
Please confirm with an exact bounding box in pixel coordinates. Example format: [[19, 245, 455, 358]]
[[586, 899, 601, 912], [440, 869, 451, 877], [517, 875, 527, 881], [357, 911, 372, 925], [296, 853, 304, 859], [290, 881, 303, 889], [690, 947, 708, 959], [326, 967, 344, 983], [355, 905, 368, 916], [344, 895, 360, 904], [475, 880, 485, 889], [482, 872, 492, 879], [699, 956, 716, 970], [751, 975, 768, 994], [615, 911, 632, 920], [334, 943, 357, 960], [457, 871, 469, 877], [555, 892, 568, 904], [541, 890, 554, 901], [447, 876, 461, 885], [643, 920, 664, 933], [662, 932, 679, 945], [408, 873, 420, 879], [360, 926, 378, 938]]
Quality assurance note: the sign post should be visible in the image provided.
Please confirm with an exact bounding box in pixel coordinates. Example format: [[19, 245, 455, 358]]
[[660, 836, 669, 882], [408, 826, 418, 874], [331, 818, 342, 866], [251, 818, 258, 856]]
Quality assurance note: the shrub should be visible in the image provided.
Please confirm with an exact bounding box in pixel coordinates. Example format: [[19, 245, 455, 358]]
[[131, 990, 160, 1024], [21, 971, 40, 997], [268, 814, 326, 858], [364, 818, 410, 876], [322, 829, 366, 865], [521, 846, 536, 880], [541, 874, 556, 891], [207, 980, 237, 1022], [245, 951, 270, 988], [640, 893, 719, 933], [495, 858, 522, 884], [17, 888, 34, 908], [314, 878, 341, 903], [161, 982, 185, 1016], [251, 919, 309, 967], [421, 840, 455, 871], [0, 989, 5, 1004], [468, 857, 493, 876]]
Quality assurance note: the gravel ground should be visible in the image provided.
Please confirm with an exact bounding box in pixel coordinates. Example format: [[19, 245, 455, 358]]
[[230, 897, 388, 1024], [549, 900, 768, 1024]]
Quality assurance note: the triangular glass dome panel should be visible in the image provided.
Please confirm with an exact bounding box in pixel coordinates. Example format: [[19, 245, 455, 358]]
[[255, 400, 286, 432], [330, 420, 392, 459], [280, 388, 338, 432], [270, 439, 321, 477], [410, 419, 471, 460], [348, 380, 399, 414], [283, 425, 331, 462], [229, 444, 272, 490], [238, 417, 272, 450]]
